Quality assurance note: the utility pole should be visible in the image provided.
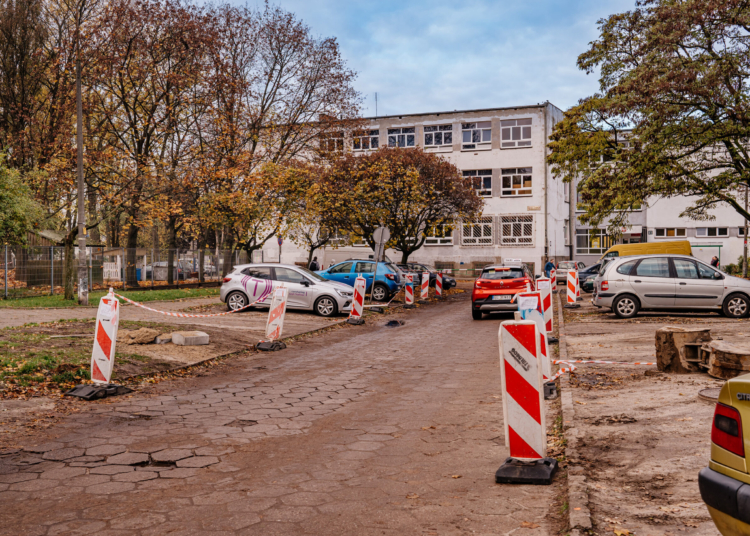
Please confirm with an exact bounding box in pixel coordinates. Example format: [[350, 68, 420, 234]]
[[76, 6, 88, 305], [744, 183, 748, 278]]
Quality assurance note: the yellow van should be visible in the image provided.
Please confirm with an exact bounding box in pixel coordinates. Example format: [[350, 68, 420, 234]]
[[599, 240, 692, 261]]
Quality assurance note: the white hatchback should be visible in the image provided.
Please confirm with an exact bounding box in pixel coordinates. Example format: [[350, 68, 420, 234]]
[[220, 263, 353, 317]]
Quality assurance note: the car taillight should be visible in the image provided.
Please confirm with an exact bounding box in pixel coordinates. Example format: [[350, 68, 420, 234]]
[[601, 281, 609, 291], [385, 273, 395, 280], [474, 280, 483, 289], [712, 403, 744, 457], [222, 276, 232, 283]]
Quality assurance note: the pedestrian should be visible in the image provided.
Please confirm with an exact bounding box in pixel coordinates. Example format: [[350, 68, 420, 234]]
[[544, 258, 555, 278], [309, 256, 320, 271], [711, 256, 720, 268]]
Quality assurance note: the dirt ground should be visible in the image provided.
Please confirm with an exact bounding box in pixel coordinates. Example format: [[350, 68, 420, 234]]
[[563, 295, 750, 536]]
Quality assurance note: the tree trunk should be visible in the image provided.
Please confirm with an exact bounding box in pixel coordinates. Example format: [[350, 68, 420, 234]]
[[63, 233, 76, 300], [167, 216, 177, 285], [87, 188, 100, 244], [125, 224, 138, 286]]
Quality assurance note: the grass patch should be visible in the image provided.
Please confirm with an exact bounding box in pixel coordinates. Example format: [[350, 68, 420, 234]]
[[0, 287, 220, 308]]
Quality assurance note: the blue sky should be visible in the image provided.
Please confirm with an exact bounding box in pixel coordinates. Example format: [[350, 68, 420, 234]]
[[251, 1, 636, 116]]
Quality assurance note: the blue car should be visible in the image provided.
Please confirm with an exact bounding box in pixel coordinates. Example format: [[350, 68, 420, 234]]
[[317, 260, 403, 302]]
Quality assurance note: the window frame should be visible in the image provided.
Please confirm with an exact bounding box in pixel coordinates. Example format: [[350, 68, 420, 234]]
[[500, 215, 534, 246], [461, 216, 493, 246], [387, 127, 416, 148], [463, 169, 492, 198], [575, 228, 615, 255], [500, 118, 532, 149], [654, 228, 686, 238], [424, 223, 454, 246], [424, 125, 453, 148], [319, 131, 344, 153], [353, 129, 380, 151], [461, 122, 491, 150], [696, 227, 729, 238], [501, 168, 533, 197]]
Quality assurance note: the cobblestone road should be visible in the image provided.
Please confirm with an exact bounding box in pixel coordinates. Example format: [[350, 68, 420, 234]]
[[0, 299, 558, 535]]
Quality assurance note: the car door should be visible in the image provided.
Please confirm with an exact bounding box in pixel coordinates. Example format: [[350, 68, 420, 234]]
[[326, 261, 355, 286], [672, 259, 725, 307], [629, 257, 675, 307], [354, 262, 376, 292], [240, 266, 273, 306], [273, 267, 313, 309]]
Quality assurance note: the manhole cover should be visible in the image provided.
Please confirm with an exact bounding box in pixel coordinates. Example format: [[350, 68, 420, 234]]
[[385, 320, 404, 328], [698, 388, 721, 403]]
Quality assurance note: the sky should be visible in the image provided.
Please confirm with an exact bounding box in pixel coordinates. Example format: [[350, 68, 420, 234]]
[[244, 0, 636, 117]]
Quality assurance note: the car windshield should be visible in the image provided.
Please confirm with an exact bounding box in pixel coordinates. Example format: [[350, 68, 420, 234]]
[[599, 259, 612, 275], [558, 261, 577, 270], [385, 263, 401, 274], [481, 268, 524, 280], [296, 266, 328, 282]]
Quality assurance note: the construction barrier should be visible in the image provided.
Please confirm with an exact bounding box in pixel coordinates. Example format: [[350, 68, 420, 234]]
[[405, 283, 414, 306], [421, 271, 429, 300], [550, 268, 557, 291], [498, 320, 546, 460], [576, 270, 581, 299], [566, 270, 577, 304], [264, 285, 288, 341], [91, 289, 120, 383], [517, 291, 551, 381], [435, 273, 443, 297], [536, 277, 553, 333], [348, 276, 366, 324]]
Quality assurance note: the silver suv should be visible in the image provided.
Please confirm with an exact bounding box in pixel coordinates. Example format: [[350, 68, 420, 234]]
[[220, 263, 353, 317], [593, 254, 750, 319]]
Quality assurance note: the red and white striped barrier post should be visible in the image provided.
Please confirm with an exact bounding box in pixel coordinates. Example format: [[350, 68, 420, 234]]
[[565, 270, 580, 308], [536, 277, 553, 333], [404, 279, 415, 308], [496, 320, 558, 484], [420, 271, 429, 301], [90, 288, 120, 384], [347, 275, 366, 325], [435, 272, 444, 299], [257, 285, 288, 351], [516, 291, 552, 382], [576, 270, 581, 300], [550, 269, 557, 292]]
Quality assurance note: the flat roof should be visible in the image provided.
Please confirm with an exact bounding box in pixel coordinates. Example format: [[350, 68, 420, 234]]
[[363, 102, 561, 121]]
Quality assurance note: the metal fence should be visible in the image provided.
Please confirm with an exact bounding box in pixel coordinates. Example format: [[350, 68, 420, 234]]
[[1, 246, 251, 299]]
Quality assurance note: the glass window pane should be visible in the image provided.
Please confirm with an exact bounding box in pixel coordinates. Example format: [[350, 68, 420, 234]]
[[463, 131, 472, 143], [388, 135, 397, 147], [472, 130, 480, 143], [355, 262, 375, 274], [502, 177, 511, 188], [517, 118, 532, 126], [406, 134, 415, 146], [667, 229, 675, 237], [502, 168, 515, 175], [708, 228, 717, 236], [483, 177, 491, 189], [512, 127, 521, 140], [329, 262, 353, 274], [697, 228, 707, 236], [502, 128, 511, 140], [369, 130, 379, 136], [698, 263, 719, 279], [634, 258, 670, 278], [243, 267, 272, 279], [398, 134, 405, 146], [513, 176, 521, 187], [434, 132, 442, 145], [274, 267, 306, 283], [371, 137, 378, 149], [388, 128, 400, 134], [674, 260, 699, 279], [439, 125, 452, 131], [719, 228, 728, 236], [425, 133, 433, 145], [523, 175, 532, 188], [444, 132, 452, 144], [403, 127, 415, 133], [656, 229, 665, 236], [482, 129, 491, 142], [424, 126, 437, 132], [362, 138, 369, 150], [522, 126, 531, 139], [500, 120, 515, 127], [518, 167, 532, 173], [462, 123, 475, 130], [676, 228, 685, 236], [353, 139, 361, 150]]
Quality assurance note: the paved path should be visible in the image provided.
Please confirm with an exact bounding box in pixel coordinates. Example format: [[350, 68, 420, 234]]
[[0, 299, 558, 535]]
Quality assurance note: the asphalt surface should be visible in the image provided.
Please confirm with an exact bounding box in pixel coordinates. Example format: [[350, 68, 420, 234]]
[[0, 298, 558, 535]]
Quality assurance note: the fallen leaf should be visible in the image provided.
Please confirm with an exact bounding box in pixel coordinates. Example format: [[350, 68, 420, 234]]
[[520, 522, 540, 529], [451, 475, 462, 479], [406, 493, 419, 499], [575, 401, 587, 405], [614, 529, 630, 536]]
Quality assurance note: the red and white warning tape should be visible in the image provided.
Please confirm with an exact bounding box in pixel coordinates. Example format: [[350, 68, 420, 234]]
[[549, 359, 656, 381], [113, 293, 264, 318]]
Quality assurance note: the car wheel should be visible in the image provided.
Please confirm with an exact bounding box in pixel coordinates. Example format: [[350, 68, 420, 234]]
[[723, 293, 750, 318], [372, 283, 389, 302], [472, 308, 483, 320], [226, 291, 248, 312], [314, 296, 338, 317], [612, 294, 639, 319]]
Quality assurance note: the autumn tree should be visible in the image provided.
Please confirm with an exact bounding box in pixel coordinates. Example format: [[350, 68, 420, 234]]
[[549, 0, 750, 232], [319, 147, 482, 263]]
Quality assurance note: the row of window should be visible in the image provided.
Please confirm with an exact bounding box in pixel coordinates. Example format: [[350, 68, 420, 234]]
[[654, 227, 746, 238], [336, 118, 535, 152], [614, 257, 719, 280], [463, 168, 534, 198]]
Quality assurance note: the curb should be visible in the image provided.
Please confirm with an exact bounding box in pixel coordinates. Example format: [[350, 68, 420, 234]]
[[556, 292, 592, 535]]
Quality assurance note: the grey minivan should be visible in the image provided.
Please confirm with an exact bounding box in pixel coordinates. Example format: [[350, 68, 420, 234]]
[[593, 254, 750, 319]]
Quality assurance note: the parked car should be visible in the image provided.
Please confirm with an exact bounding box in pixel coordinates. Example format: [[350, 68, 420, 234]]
[[699, 374, 750, 535], [220, 263, 353, 317], [578, 263, 602, 293], [471, 263, 536, 320], [143, 261, 192, 281], [316, 260, 403, 302], [593, 254, 750, 319], [556, 260, 586, 286], [396, 263, 457, 290]]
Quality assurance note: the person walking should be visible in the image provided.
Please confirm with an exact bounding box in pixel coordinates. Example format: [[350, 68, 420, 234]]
[[544, 258, 556, 278], [710, 256, 720, 268], [309, 256, 320, 271]]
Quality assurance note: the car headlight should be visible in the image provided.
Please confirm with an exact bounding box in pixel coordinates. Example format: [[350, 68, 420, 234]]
[[335, 289, 353, 297]]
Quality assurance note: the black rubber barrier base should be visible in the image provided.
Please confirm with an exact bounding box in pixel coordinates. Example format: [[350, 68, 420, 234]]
[[544, 382, 558, 400], [403, 304, 416, 309], [346, 317, 365, 325], [256, 341, 287, 351], [417, 300, 429, 304], [368, 307, 385, 313], [564, 303, 581, 309], [495, 457, 558, 485], [547, 336, 559, 344], [65, 384, 132, 401]]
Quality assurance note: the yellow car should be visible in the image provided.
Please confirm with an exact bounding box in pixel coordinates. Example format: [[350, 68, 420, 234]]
[[700, 376, 750, 535]]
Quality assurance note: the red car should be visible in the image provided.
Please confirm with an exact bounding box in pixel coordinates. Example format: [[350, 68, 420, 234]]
[[471, 263, 536, 320]]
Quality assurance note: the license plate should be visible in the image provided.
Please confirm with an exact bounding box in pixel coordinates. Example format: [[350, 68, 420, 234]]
[[492, 295, 511, 301]]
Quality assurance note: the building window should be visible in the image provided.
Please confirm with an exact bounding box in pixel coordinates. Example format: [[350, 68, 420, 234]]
[[564, 219, 570, 246], [696, 227, 728, 237], [576, 229, 614, 255], [501, 215, 534, 246], [424, 125, 453, 147], [424, 223, 453, 245], [462, 217, 493, 246], [501, 168, 532, 197], [740, 227, 747, 236], [500, 118, 532, 148], [353, 129, 379, 150], [654, 228, 686, 238], [319, 132, 344, 153], [388, 127, 415, 147], [463, 170, 492, 198], [461, 122, 491, 150]]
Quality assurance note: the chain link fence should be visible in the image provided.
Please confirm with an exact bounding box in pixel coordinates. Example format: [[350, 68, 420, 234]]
[[1, 246, 251, 299]]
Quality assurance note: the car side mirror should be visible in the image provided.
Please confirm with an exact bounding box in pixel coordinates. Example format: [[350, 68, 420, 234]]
[[301, 280, 311, 287], [714, 272, 723, 280]]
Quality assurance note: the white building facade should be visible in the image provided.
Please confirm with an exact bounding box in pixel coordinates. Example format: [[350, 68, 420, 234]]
[[258, 103, 569, 275]]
